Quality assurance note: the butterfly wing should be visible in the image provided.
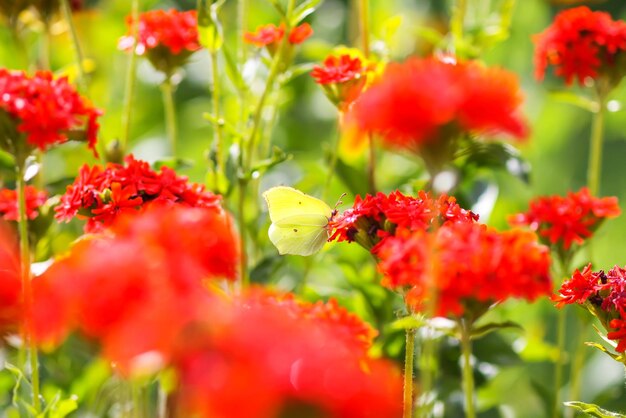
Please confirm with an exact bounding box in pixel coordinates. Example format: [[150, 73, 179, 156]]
[[263, 186, 333, 256], [263, 186, 333, 227], [268, 223, 330, 256]]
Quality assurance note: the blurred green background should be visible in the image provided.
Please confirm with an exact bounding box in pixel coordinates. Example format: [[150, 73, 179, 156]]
[[2, 0, 626, 417]]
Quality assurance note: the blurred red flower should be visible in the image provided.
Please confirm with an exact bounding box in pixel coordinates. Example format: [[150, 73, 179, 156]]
[[0, 69, 101, 155], [534, 6, 626, 85], [509, 187, 620, 251], [348, 57, 527, 161], [119, 9, 201, 74], [0, 224, 21, 334], [119, 9, 200, 56], [55, 155, 221, 232], [0, 186, 47, 221], [172, 291, 403, 418], [31, 205, 239, 366], [244, 23, 313, 47], [377, 223, 552, 317]]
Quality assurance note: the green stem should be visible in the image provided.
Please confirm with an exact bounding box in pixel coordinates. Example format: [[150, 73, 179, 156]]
[[16, 162, 40, 414], [587, 94, 606, 196], [460, 318, 476, 418], [403, 327, 416, 418], [39, 20, 51, 70], [60, 0, 87, 91], [552, 254, 570, 418], [367, 133, 376, 194], [358, 0, 370, 57], [553, 309, 566, 418], [120, 0, 140, 153], [161, 77, 178, 156], [210, 50, 224, 191], [323, 113, 343, 200], [238, 178, 248, 287], [566, 322, 587, 418], [451, 0, 467, 44]]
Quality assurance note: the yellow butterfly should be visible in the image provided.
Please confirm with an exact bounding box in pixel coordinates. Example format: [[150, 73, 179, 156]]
[[263, 186, 334, 256]]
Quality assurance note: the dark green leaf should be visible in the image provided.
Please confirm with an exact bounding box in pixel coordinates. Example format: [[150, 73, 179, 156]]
[[333, 157, 369, 196], [152, 157, 194, 171], [471, 320, 523, 340], [250, 255, 284, 284]]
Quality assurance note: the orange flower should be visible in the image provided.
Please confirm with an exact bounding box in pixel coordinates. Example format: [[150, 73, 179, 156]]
[[244, 23, 313, 47]]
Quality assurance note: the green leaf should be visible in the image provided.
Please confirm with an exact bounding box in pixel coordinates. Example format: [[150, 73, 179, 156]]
[[333, 157, 369, 196], [291, 0, 324, 25], [250, 146, 291, 178], [549, 90, 598, 113], [197, 0, 226, 52], [457, 141, 530, 183], [222, 43, 248, 94], [471, 321, 523, 340], [389, 315, 427, 330], [48, 395, 78, 418], [585, 341, 623, 363], [565, 402, 626, 418], [250, 255, 284, 284], [267, 0, 287, 18], [152, 157, 194, 171]]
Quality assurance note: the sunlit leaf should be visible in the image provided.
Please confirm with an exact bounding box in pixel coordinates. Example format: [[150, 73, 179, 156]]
[[565, 401, 626, 418], [291, 0, 324, 25]]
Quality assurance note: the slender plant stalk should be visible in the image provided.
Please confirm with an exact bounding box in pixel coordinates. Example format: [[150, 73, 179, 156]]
[[237, 179, 249, 287], [587, 94, 606, 196], [357, 0, 376, 193], [39, 20, 51, 70], [460, 318, 476, 418], [157, 383, 167, 418], [323, 112, 344, 200], [161, 76, 178, 156], [60, 0, 87, 91], [552, 254, 570, 418], [120, 0, 140, 153], [210, 50, 224, 190], [451, 0, 468, 44], [16, 162, 40, 414], [566, 322, 588, 418], [404, 327, 416, 418]]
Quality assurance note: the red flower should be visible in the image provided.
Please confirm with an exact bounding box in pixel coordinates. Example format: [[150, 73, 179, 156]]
[[329, 190, 478, 249], [0, 224, 21, 334], [311, 54, 370, 109], [119, 9, 200, 55], [377, 223, 552, 317], [288, 23, 313, 44], [31, 205, 239, 366], [552, 264, 603, 308], [119, 9, 201, 74], [244, 23, 313, 47], [0, 186, 47, 221], [55, 155, 221, 232], [0, 69, 101, 155], [172, 291, 403, 418], [509, 187, 620, 251], [348, 57, 527, 157], [534, 6, 626, 86], [553, 265, 626, 353]]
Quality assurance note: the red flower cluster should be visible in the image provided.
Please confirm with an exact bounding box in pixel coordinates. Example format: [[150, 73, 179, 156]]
[[31, 205, 239, 363], [0, 186, 47, 221], [349, 57, 528, 156], [534, 6, 626, 85], [509, 187, 620, 251], [118, 9, 201, 74], [377, 223, 552, 317], [0, 225, 20, 334], [311, 54, 369, 109], [244, 23, 313, 47], [0, 69, 101, 154], [55, 155, 221, 232], [119, 9, 200, 55], [173, 291, 403, 418], [554, 264, 626, 352], [329, 190, 478, 250]]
